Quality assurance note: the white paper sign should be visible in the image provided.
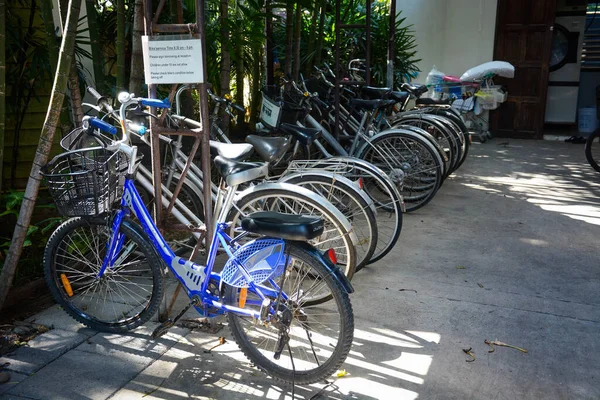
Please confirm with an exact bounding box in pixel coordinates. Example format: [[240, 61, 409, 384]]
[[142, 36, 204, 84], [260, 95, 282, 128]]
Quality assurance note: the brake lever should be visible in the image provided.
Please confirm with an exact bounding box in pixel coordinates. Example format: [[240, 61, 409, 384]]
[[83, 102, 103, 113], [130, 104, 159, 119]]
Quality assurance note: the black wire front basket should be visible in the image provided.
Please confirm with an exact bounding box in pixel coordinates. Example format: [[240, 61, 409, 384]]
[[41, 147, 127, 217]]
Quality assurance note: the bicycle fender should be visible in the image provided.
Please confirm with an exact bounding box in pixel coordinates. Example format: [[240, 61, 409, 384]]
[[290, 241, 354, 294]]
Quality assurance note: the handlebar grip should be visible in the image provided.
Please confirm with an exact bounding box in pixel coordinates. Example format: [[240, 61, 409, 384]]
[[87, 86, 115, 113], [314, 97, 330, 110], [140, 98, 171, 109], [232, 103, 245, 113], [87, 86, 103, 101], [89, 118, 118, 135]]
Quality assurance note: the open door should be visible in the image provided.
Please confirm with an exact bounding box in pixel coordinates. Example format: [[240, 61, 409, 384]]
[[491, 0, 557, 139]]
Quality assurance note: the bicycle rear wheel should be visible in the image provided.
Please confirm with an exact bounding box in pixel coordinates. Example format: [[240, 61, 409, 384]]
[[225, 242, 354, 384], [227, 183, 357, 281], [585, 130, 600, 173], [43, 217, 164, 332], [280, 172, 378, 270], [318, 157, 403, 265], [357, 130, 443, 212]]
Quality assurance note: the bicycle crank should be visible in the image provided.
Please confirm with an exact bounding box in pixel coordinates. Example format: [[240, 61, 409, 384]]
[[152, 296, 201, 339]]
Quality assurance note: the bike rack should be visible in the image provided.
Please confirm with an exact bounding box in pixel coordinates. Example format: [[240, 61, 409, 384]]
[[143, 0, 212, 321]]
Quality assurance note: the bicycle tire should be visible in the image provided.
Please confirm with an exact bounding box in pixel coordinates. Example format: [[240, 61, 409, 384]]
[[318, 157, 403, 264], [43, 217, 164, 332], [425, 108, 470, 171], [357, 130, 443, 212], [394, 115, 459, 178], [225, 242, 354, 384], [227, 184, 357, 282], [280, 172, 378, 270], [585, 130, 600, 173]]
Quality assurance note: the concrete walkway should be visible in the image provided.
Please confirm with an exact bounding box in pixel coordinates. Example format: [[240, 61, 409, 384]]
[[1, 139, 599, 400]]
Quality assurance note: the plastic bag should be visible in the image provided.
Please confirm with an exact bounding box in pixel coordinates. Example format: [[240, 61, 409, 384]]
[[425, 66, 445, 99], [460, 61, 515, 82], [425, 65, 445, 86]]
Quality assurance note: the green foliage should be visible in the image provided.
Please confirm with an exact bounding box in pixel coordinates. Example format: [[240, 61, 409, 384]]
[[272, 0, 419, 87], [0, 190, 63, 284]]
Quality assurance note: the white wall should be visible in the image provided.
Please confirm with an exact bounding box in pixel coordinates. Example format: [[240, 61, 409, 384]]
[[396, 0, 498, 81]]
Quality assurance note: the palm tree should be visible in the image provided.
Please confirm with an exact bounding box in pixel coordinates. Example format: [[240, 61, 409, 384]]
[[59, 0, 84, 126], [129, 0, 144, 95], [0, 0, 5, 193], [0, 0, 83, 318], [116, 0, 126, 92], [86, 0, 106, 93]]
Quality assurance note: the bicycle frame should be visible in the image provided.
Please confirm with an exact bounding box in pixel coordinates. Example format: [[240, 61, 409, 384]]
[[97, 176, 284, 319]]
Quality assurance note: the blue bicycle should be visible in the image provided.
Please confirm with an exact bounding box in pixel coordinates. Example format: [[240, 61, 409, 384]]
[[41, 94, 354, 384]]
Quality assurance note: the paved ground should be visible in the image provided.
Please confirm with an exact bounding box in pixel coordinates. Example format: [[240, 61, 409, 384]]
[[1, 138, 599, 400]]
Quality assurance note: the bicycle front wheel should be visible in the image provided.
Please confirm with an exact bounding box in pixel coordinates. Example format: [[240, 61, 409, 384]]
[[585, 130, 600, 173], [43, 217, 164, 332], [225, 242, 354, 384]]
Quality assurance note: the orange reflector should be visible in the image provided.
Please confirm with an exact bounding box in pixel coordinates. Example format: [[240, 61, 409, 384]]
[[239, 287, 248, 308], [60, 273, 74, 297], [358, 177, 364, 190], [326, 248, 338, 265]]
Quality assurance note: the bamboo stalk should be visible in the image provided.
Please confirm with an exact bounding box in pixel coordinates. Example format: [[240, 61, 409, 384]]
[[0, 0, 83, 315], [292, 2, 302, 80], [305, 0, 320, 75], [116, 0, 126, 92], [315, 0, 326, 67], [0, 0, 5, 192], [219, 0, 231, 135], [85, 0, 105, 92], [129, 0, 145, 95], [284, 1, 294, 79]]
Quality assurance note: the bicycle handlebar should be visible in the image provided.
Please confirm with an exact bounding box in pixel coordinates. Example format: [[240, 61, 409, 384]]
[[88, 117, 118, 135], [87, 86, 115, 114], [140, 98, 171, 109]]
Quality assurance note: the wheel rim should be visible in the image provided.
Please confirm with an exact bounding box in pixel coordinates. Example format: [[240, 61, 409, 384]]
[[50, 222, 156, 327], [228, 253, 345, 374], [229, 193, 354, 277], [291, 179, 375, 268], [362, 136, 441, 210]]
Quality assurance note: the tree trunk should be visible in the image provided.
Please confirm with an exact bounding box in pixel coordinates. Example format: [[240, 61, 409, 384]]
[[284, 1, 294, 79], [315, 0, 326, 67], [68, 61, 84, 126], [235, 30, 244, 109], [59, 0, 84, 127], [265, 0, 274, 86], [85, 0, 104, 93], [40, 0, 72, 138], [129, 0, 144, 95], [386, 0, 396, 88], [10, 0, 37, 188], [40, 0, 59, 74], [0, 0, 4, 192], [219, 0, 230, 135], [0, 0, 82, 315], [292, 3, 302, 80], [249, 44, 261, 127], [305, 0, 320, 75], [116, 0, 126, 92]]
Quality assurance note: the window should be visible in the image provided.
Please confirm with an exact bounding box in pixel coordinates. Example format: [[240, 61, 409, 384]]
[[582, 3, 600, 70]]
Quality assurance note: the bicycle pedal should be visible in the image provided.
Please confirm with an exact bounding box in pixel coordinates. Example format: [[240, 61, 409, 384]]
[[151, 319, 175, 339]]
